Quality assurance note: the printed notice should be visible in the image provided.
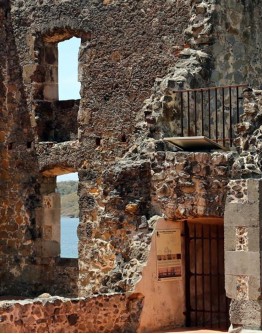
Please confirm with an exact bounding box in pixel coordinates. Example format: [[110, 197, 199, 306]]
[[156, 229, 182, 281]]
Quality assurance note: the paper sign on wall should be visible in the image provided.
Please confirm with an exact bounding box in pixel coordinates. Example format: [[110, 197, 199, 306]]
[[156, 229, 182, 281]]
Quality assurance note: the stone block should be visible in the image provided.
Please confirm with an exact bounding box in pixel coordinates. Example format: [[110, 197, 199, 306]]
[[249, 275, 261, 300], [247, 179, 262, 203], [33, 240, 43, 257], [52, 222, 60, 243], [225, 275, 261, 301], [43, 193, 61, 210], [224, 226, 238, 251], [41, 240, 60, 257], [43, 225, 52, 239], [224, 202, 260, 227], [225, 274, 237, 299], [45, 65, 58, 83], [247, 228, 260, 252], [43, 83, 58, 101], [42, 208, 60, 227], [23, 64, 39, 84], [225, 251, 260, 276]]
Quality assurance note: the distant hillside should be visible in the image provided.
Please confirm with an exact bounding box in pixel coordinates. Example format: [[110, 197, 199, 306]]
[[57, 181, 79, 217]]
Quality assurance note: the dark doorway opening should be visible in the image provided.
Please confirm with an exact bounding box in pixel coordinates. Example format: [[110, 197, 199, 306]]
[[184, 221, 230, 330]]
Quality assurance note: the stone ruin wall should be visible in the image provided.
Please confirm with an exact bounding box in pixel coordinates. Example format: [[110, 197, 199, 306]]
[[144, 0, 262, 140], [150, 149, 234, 220], [1, 0, 192, 297], [211, 0, 262, 87], [0, 293, 143, 333], [0, 1, 42, 297]]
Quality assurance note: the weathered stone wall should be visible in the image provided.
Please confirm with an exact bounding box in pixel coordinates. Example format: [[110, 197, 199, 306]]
[[35, 100, 79, 142], [143, 0, 216, 139], [143, 0, 262, 141], [10, 0, 190, 160], [1, 0, 193, 307], [78, 160, 152, 296], [75, 134, 235, 298], [211, 0, 262, 86], [233, 88, 262, 178], [149, 149, 234, 220], [0, 1, 43, 297], [0, 293, 144, 333]]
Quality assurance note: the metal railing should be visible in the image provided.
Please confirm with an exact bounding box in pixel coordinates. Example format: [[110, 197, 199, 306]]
[[174, 84, 248, 147]]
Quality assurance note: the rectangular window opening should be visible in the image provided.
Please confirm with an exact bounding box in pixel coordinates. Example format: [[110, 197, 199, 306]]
[[57, 172, 79, 259], [58, 37, 81, 101]]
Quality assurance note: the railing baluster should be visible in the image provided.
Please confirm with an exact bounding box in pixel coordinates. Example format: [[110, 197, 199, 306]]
[[222, 87, 225, 147], [187, 91, 190, 136], [181, 91, 184, 137], [229, 87, 232, 147], [201, 90, 204, 136], [208, 89, 211, 139], [194, 91, 197, 136], [215, 88, 218, 142], [237, 86, 240, 124]]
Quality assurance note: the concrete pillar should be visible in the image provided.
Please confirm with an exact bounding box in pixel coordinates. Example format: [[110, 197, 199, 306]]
[[224, 179, 262, 331]]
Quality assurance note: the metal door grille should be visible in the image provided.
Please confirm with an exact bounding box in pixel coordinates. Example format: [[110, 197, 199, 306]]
[[185, 222, 230, 330]]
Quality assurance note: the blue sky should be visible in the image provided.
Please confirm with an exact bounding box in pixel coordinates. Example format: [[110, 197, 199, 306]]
[[58, 37, 81, 100], [57, 173, 79, 182], [57, 37, 81, 182]]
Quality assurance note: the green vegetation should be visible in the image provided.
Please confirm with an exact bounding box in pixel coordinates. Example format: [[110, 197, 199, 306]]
[[57, 181, 79, 217]]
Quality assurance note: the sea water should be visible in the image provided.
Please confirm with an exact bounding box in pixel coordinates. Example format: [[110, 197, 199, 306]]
[[61, 217, 79, 258]]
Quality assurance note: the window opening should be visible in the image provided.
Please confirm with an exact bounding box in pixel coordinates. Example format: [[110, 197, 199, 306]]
[[58, 37, 81, 100], [96, 137, 101, 146], [57, 172, 79, 258]]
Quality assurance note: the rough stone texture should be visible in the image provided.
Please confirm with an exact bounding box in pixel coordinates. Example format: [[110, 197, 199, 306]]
[[142, 0, 262, 142], [233, 88, 262, 178], [149, 150, 234, 220], [78, 160, 153, 296], [143, 0, 216, 139], [0, 0, 192, 299], [227, 179, 248, 203], [35, 100, 79, 142], [0, 2, 42, 297], [211, 0, 262, 86], [235, 227, 248, 252], [230, 300, 262, 331], [0, 293, 144, 333], [10, 0, 191, 155]]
